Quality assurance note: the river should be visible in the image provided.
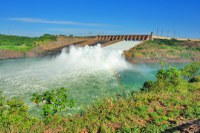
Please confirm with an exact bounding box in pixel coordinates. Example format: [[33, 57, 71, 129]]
[[0, 45, 186, 115]]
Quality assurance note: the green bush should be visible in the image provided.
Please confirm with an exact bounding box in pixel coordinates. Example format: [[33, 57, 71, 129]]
[[141, 64, 198, 92], [0, 92, 37, 132], [141, 80, 154, 91], [38, 34, 57, 41], [156, 67, 182, 88], [31, 87, 74, 118], [181, 62, 200, 80], [189, 76, 200, 83]]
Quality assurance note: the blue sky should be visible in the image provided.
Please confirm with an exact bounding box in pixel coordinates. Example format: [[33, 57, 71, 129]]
[[0, 0, 200, 38]]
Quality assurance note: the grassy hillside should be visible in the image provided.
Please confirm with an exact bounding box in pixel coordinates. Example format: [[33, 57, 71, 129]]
[[124, 39, 200, 63], [0, 62, 199, 132], [0, 34, 57, 52]]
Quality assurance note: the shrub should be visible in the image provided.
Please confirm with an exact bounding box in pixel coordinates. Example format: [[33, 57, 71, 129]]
[[31, 87, 74, 118], [189, 76, 200, 83], [155, 67, 182, 89], [141, 81, 154, 91], [181, 62, 200, 80], [141, 64, 195, 92], [0, 92, 36, 132]]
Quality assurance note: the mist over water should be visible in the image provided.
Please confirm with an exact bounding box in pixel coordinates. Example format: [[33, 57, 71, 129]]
[[57, 44, 130, 71], [0, 44, 162, 112]]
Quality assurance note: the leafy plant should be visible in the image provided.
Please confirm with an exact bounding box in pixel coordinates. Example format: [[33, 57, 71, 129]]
[[0, 92, 36, 132], [181, 62, 200, 80], [31, 87, 74, 117], [141, 80, 154, 91], [156, 67, 182, 87], [189, 76, 200, 82], [141, 64, 197, 92]]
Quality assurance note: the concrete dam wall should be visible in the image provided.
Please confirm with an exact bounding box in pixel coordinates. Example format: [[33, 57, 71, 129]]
[[96, 35, 153, 41]]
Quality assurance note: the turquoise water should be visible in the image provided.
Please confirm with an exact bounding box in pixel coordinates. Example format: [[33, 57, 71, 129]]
[[0, 46, 187, 114]]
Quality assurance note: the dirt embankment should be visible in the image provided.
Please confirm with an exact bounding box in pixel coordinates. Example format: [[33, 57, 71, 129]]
[[124, 40, 200, 64], [0, 36, 115, 59], [0, 50, 25, 59], [0, 37, 90, 59], [39, 37, 87, 51], [124, 51, 200, 64], [0, 49, 44, 59]]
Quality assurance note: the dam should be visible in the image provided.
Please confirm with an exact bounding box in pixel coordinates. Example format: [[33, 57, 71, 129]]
[[96, 34, 153, 41], [39, 33, 153, 56], [0, 33, 153, 59], [103, 41, 142, 52]]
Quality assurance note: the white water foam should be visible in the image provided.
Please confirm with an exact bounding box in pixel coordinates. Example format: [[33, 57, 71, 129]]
[[56, 44, 130, 72], [0, 44, 131, 98]]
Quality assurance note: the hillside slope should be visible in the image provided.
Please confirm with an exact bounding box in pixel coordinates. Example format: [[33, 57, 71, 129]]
[[0, 35, 90, 59], [124, 39, 200, 63]]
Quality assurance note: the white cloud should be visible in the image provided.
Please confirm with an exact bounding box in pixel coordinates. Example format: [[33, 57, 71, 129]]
[[8, 18, 104, 27]]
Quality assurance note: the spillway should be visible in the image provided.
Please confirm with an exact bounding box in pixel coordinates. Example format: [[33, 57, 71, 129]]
[[103, 41, 142, 52]]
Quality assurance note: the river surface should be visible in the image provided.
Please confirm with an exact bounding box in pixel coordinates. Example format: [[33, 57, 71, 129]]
[[0, 45, 186, 115]]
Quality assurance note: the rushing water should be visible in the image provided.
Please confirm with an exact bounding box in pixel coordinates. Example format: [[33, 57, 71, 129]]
[[0, 44, 186, 114]]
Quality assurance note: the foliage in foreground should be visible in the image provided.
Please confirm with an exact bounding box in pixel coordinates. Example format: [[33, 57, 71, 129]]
[[0, 93, 37, 132], [31, 87, 74, 118], [0, 62, 199, 132]]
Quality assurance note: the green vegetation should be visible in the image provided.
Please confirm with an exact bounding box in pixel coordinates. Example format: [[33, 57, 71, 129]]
[[0, 34, 57, 52], [125, 39, 200, 62], [181, 62, 200, 80], [0, 92, 37, 132], [31, 87, 74, 118], [0, 62, 199, 132]]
